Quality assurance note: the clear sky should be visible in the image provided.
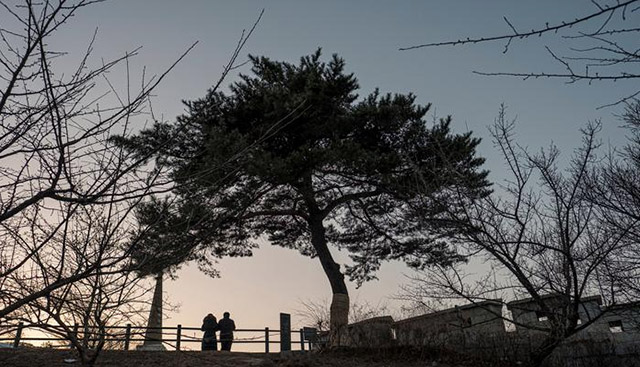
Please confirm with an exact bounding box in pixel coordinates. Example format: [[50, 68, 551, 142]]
[[33, 0, 637, 350]]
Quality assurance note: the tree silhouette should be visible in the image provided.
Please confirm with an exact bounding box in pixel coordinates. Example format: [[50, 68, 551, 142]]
[[120, 49, 490, 339], [128, 196, 254, 279], [0, 4, 262, 362], [0, 0, 193, 319], [402, 106, 637, 366], [585, 99, 640, 300]]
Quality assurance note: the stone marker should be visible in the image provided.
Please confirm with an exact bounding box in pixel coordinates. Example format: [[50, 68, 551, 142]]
[[280, 313, 291, 352], [138, 273, 166, 351]]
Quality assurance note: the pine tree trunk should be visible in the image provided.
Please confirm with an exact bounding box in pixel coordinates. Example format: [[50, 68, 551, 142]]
[[329, 292, 349, 346], [309, 215, 349, 346]]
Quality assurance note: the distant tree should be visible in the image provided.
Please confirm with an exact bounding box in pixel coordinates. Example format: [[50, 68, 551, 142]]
[[124, 195, 255, 348], [120, 49, 490, 340], [402, 106, 636, 366], [127, 196, 252, 279], [401, 0, 640, 107]]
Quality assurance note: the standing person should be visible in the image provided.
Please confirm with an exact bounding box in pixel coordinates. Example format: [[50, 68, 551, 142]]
[[201, 313, 218, 351], [218, 311, 236, 351]]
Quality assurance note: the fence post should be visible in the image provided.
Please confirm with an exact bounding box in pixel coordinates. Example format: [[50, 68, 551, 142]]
[[299, 329, 305, 351], [265, 327, 269, 353], [176, 324, 182, 351], [124, 324, 131, 351], [12, 322, 23, 348]]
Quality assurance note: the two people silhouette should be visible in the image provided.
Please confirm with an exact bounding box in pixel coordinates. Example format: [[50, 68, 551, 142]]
[[201, 311, 236, 351]]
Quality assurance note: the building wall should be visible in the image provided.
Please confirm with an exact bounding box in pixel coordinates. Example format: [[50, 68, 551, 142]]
[[340, 316, 395, 348], [508, 295, 606, 337], [338, 296, 640, 365], [597, 304, 640, 354], [393, 301, 505, 350]]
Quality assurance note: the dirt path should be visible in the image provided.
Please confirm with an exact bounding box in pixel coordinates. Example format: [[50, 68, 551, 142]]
[[0, 348, 452, 367]]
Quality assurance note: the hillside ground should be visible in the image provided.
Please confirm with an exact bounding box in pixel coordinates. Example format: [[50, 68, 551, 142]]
[[0, 347, 501, 367]]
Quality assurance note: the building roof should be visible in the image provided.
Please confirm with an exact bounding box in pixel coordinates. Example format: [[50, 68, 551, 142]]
[[603, 300, 640, 312], [393, 299, 503, 326], [348, 316, 394, 326], [507, 294, 602, 308]]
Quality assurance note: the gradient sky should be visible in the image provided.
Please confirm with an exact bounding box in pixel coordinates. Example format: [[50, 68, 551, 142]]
[[27, 0, 638, 350]]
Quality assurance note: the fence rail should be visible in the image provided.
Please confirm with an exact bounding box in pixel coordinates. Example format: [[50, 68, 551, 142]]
[[0, 321, 318, 353]]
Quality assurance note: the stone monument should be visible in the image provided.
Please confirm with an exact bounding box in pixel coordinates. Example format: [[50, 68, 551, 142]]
[[137, 272, 166, 351]]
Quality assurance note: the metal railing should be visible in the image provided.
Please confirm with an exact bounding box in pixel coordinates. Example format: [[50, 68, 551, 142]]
[[0, 322, 318, 353]]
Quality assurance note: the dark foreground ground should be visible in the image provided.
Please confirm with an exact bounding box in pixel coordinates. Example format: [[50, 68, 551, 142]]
[[0, 347, 488, 367]]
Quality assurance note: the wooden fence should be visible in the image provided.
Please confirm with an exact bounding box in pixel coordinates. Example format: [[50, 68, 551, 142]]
[[0, 320, 318, 353]]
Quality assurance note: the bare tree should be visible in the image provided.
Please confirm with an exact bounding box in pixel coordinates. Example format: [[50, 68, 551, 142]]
[[403, 105, 636, 366], [401, 0, 640, 107], [0, 0, 201, 319], [585, 99, 640, 300], [0, 3, 265, 365], [0, 0, 264, 324], [13, 204, 153, 366]]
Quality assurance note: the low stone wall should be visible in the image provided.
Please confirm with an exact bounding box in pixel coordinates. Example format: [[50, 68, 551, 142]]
[[392, 300, 505, 352], [339, 316, 395, 348]]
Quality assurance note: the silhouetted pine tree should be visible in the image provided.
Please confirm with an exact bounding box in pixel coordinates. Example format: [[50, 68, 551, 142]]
[[117, 49, 490, 338]]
